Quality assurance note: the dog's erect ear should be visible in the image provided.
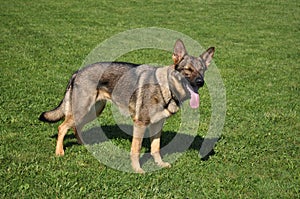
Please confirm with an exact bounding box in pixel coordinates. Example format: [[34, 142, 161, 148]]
[[172, 39, 187, 65], [200, 47, 215, 67]]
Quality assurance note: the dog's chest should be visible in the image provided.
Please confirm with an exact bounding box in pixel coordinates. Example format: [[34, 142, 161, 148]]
[[111, 66, 172, 119]]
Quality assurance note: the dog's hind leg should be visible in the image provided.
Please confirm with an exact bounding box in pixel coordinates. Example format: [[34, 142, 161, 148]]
[[56, 115, 75, 156], [149, 120, 171, 168], [73, 100, 107, 144], [73, 127, 83, 144]]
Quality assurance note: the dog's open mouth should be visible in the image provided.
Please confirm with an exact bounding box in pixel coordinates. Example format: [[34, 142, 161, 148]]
[[186, 86, 199, 109]]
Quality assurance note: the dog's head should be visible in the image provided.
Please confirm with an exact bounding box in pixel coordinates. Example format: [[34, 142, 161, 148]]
[[171, 39, 215, 108]]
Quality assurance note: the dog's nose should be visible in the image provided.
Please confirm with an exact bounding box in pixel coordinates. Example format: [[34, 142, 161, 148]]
[[195, 77, 204, 87]]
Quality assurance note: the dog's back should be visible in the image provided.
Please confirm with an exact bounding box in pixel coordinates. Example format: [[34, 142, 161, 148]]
[[39, 62, 140, 123]]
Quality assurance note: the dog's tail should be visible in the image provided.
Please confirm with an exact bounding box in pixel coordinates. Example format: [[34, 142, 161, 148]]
[[39, 71, 78, 123], [39, 101, 64, 123]]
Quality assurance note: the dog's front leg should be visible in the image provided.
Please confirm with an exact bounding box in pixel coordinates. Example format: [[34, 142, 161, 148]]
[[149, 120, 171, 169], [131, 124, 146, 173]]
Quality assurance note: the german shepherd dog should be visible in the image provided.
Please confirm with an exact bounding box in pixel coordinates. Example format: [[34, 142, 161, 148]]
[[39, 39, 214, 173]]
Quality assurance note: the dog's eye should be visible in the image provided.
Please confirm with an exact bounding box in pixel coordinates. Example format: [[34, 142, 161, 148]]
[[183, 70, 191, 77]]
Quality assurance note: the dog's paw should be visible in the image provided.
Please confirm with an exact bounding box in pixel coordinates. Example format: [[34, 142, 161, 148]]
[[157, 161, 171, 168], [133, 167, 145, 174], [55, 149, 65, 156], [151, 152, 171, 168]]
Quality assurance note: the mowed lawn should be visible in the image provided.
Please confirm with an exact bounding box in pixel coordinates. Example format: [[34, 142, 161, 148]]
[[0, 0, 299, 198]]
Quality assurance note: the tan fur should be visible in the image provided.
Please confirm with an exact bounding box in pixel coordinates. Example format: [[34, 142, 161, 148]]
[[56, 115, 75, 156]]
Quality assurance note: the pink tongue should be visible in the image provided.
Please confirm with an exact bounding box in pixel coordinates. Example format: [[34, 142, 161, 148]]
[[187, 87, 199, 109]]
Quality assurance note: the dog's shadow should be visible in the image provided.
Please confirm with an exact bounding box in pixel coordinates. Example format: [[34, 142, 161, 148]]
[[52, 124, 217, 161]]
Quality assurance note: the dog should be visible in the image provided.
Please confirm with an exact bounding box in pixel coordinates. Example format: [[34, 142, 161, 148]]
[[39, 39, 215, 173]]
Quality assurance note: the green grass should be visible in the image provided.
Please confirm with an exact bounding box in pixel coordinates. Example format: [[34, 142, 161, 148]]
[[1, 0, 299, 198]]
